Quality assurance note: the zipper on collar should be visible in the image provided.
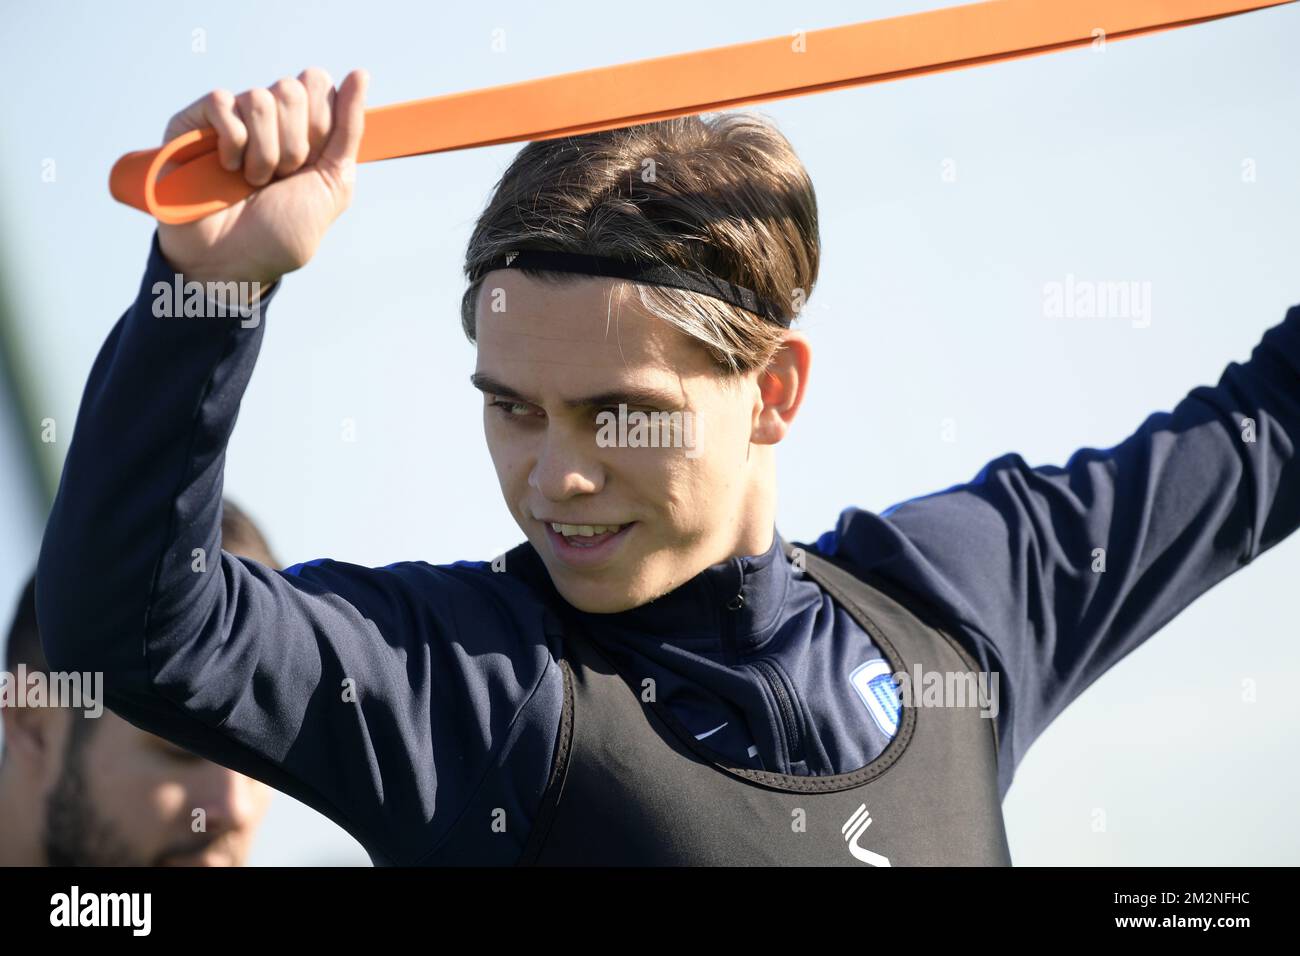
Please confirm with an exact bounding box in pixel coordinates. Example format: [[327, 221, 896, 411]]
[[749, 657, 805, 771], [719, 561, 744, 666], [721, 559, 805, 772]]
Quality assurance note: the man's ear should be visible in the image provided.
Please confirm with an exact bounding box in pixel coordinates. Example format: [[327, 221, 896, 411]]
[[1, 702, 68, 781], [752, 332, 812, 446]]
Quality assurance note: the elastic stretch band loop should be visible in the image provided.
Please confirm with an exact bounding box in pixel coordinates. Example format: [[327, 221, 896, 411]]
[[109, 0, 1295, 225], [473, 249, 792, 326]]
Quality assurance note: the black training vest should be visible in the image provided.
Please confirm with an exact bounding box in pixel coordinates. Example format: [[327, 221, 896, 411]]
[[443, 539, 1011, 866]]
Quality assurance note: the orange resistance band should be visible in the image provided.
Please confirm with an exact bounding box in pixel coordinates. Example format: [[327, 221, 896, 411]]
[[110, 0, 1294, 225]]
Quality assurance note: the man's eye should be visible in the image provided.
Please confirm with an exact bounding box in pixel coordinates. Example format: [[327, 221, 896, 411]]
[[159, 744, 201, 764], [490, 399, 539, 418]]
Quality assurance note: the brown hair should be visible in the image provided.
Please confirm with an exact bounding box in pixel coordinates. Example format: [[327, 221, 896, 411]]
[[460, 112, 820, 374], [221, 499, 278, 568]]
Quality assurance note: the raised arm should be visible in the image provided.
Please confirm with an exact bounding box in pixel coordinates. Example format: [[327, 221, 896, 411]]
[[818, 306, 1300, 795], [35, 69, 558, 863]]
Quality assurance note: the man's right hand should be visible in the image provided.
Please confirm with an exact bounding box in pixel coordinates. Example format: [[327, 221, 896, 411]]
[[157, 67, 369, 290]]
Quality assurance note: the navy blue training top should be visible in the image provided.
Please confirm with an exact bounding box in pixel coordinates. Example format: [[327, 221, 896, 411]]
[[36, 233, 1300, 865]]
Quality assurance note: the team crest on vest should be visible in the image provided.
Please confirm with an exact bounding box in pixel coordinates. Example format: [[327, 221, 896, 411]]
[[850, 658, 900, 737]]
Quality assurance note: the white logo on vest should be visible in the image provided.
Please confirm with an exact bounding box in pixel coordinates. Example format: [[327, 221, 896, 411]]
[[842, 803, 891, 866]]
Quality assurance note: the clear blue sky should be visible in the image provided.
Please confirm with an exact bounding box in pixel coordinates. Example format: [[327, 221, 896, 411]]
[[2, 0, 1298, 864]]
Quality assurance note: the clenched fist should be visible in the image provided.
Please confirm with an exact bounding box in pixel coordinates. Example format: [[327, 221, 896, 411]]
[[157, 67, 368, 292]]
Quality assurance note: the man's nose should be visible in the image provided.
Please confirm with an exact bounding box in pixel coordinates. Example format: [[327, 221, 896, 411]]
[[192, 768, 265, 834], [529, 425, 605, 501]]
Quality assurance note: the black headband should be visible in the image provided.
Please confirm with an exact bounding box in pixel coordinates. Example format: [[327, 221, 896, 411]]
[[472, 249, 792, 327]]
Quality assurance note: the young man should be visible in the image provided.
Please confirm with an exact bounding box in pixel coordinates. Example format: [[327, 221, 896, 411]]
[[2, 502, 276, 866], [37, 68, 1299, 865]]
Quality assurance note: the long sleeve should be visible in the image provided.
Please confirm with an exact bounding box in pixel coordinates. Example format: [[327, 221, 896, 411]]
[[35, 233, 561, 864], [818, 305, 1300, 798]]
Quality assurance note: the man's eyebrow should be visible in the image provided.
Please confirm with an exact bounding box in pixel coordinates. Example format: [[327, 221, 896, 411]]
[[470, 373, 684, 409], [470, 373, 533, 404]]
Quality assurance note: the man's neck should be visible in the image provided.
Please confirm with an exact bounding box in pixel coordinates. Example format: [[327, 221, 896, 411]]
[[726, 461, 778, 560]]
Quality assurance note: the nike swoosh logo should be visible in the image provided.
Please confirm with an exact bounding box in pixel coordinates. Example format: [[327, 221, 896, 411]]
[[695, 721, 728, 740]]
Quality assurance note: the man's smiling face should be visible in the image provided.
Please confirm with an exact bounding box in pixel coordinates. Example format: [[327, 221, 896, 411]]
[[473, 271, 769, 613]]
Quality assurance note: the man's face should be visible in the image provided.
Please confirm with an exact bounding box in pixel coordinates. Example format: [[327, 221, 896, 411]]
[[474, 273, 770, 613], [43, 710, 271, 866]]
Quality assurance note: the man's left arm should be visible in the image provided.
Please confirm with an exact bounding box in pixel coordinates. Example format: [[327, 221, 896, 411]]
[[819, 304, 1300, 789]]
